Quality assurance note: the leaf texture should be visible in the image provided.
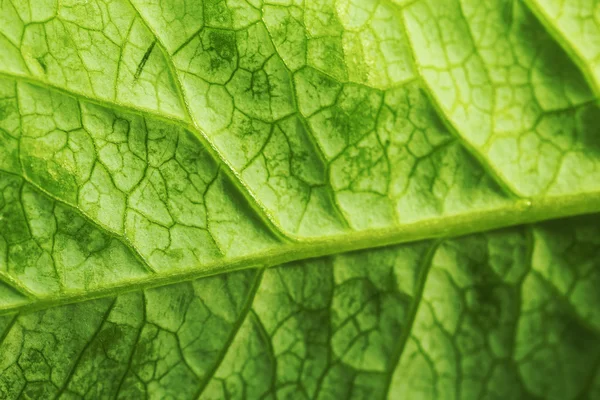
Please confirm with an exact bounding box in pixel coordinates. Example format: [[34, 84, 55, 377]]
[[0, 0, 599, 398]]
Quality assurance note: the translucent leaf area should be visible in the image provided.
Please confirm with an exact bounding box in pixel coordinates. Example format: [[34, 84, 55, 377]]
[[0, 0, 599, 398]]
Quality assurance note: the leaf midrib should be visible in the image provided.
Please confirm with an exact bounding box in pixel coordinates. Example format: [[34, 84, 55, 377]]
[[3, 188, 600, 317]]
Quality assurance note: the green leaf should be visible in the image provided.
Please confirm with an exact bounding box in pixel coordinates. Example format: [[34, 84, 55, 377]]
[[0, 0, 599, 398]]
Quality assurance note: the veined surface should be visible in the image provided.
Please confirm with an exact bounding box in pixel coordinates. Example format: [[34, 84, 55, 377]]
[[0, 0, 599, 398]]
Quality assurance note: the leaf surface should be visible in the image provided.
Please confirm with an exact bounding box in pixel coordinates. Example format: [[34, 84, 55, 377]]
[[0, 0, 599, 398]]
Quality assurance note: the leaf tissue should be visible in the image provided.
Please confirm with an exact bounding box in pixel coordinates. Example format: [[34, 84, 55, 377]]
[[0, 0, 599, 398]]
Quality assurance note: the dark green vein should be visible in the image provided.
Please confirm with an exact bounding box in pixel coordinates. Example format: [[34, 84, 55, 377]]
[[192, 268, 265, 398], [249, 309, 278, 396], [382, 240, 440, 397], [114, 292, 146, 397], [54, 298, 118, 399], [0, 314, 18, 349]]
